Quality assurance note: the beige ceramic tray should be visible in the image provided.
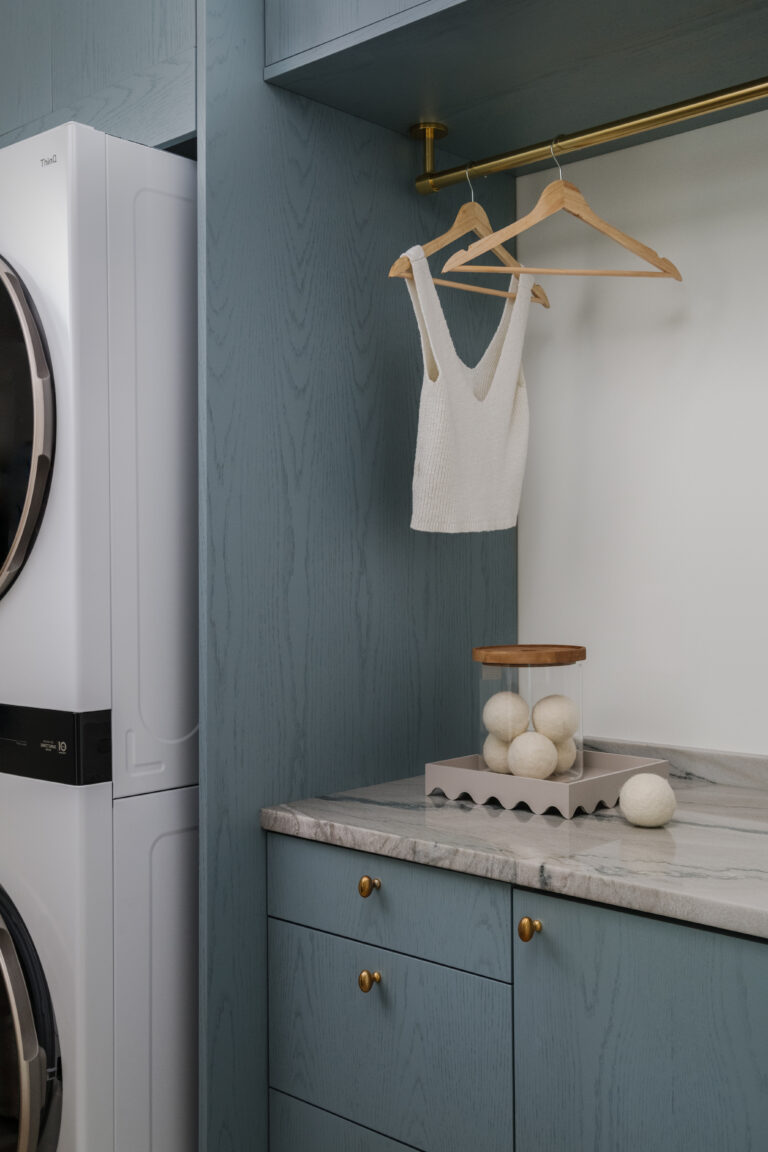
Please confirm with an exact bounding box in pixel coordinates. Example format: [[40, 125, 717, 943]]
[[425, 749, 670, 818]]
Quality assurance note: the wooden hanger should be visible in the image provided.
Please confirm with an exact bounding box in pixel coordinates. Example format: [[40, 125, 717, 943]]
[[441, 180, 682, 280], [389, 200, 550, 306]]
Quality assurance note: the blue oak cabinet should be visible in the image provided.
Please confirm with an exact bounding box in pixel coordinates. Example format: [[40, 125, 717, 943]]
[[267, 833, 768, 1152], [264, 0, 464, 70], [513, 889, 768, 1152], [268, 834, 511, 980], [0, 0, 195, 149], [267, 834, 513, 1152], [270, 1092, 417, 1151]]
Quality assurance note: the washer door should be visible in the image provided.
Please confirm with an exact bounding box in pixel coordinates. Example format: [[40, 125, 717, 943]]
[[0, 915, 44, 1152], [0, 899, 61, 1152], [0, 258, 55, 601]]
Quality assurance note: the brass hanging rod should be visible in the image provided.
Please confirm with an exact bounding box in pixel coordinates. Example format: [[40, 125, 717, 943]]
[[414, 75, 768, 194]]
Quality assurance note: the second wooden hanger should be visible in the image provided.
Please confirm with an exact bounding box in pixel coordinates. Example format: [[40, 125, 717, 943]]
[[442, 179, 681, 280]]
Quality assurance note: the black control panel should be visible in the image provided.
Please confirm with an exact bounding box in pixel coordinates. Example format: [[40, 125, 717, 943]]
[[0, 704, 111, 785]]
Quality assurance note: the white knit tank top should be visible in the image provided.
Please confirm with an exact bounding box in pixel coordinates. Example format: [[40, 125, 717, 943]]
[[403, 245, 533, 533]]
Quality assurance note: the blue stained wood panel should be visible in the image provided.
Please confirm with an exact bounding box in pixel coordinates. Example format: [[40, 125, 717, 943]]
[[0, 49, 195, 153], [266, 0, 768, 175], [200, 1, 518, 1148], [270, 1091, 418, 1152], [0, 0, 52, 136], [513, 891, 768, 1152], [268, 834, 512, 980], [268, 919, 513, 1152], [265, 0, 465, 67], [52, 0, 195, 108]]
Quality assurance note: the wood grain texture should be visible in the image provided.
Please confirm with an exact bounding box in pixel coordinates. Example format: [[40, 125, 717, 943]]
[[268, 919, 513, 1152], [52, 0, 195, 107], [513, 891, 768, 1152], [200, 0, 518, 1147], [0, 0, 52, 136], [0, 48, 195, 151], [265, 0, 464, 68], [265, 0, 768, 172], [268, 834, 512, 980], [270, 1091, 418, 1151]]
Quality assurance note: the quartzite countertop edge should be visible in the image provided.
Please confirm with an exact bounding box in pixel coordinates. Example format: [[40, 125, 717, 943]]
[[261, 775, 768, 940]]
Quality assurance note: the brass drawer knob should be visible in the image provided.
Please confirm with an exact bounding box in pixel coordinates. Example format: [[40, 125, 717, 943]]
[[518, 917, 543, 943], [358, 875, 381, 898], [358, 969, 382, 993]]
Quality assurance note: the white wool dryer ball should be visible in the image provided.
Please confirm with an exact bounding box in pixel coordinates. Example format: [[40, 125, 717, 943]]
[[482, 733, 511, 773], [554, 737, 577, 773], [532, 694, 579, 743], [619, 774, 677, 827], [482, 691, 530, 742], [508, 731, 558, 779]]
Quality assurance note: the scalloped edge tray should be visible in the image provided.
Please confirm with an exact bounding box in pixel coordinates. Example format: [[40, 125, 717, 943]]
[[425, 750, 670, 818]]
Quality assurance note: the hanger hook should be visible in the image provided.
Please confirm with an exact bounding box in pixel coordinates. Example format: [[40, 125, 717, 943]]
[[550, 137, 563, 181], [465, 166, 475, 202]]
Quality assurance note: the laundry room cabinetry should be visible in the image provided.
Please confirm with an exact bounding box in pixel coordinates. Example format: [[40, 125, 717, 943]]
[[0, 1, 52, 137], [266, 832, 768, 1152], [513, 889, 768, 1152], [264, 0, 464, 71], [0, 0, 195, 149], [264, 0, 768, 175], [267, 835, 513, 1152]]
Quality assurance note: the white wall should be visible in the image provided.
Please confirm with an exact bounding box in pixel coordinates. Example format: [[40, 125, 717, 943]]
[[517, 108, 768, 754]]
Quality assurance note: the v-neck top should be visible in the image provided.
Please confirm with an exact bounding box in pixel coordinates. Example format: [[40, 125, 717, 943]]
[[403, 245, 533, 532]]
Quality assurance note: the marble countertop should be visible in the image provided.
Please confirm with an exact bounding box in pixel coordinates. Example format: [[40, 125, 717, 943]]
[[261, 774, 768, 939]]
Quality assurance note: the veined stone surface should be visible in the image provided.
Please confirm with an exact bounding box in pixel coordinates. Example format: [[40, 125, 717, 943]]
[[262, 771, 768, 940]]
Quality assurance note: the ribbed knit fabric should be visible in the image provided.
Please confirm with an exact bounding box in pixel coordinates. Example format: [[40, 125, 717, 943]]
[[403, 245, 533, 533]]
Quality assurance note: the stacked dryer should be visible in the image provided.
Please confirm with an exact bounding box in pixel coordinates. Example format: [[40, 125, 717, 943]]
[[0, 123, 198, 1152]]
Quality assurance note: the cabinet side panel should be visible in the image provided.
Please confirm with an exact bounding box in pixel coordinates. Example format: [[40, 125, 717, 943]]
[[513, 890, 768, 1152]]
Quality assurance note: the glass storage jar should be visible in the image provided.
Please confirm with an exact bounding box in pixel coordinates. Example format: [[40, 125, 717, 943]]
[[473, 644, 586, 782]]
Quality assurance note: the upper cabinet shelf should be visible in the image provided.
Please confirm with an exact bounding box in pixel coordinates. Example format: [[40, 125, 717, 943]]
[[265, 0, 768, 173]]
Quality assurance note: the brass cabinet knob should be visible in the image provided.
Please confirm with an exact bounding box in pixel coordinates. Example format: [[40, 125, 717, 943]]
[[518, 917, 543, 943], [358, 875, 381, 898], [358, 969, 382, 993]]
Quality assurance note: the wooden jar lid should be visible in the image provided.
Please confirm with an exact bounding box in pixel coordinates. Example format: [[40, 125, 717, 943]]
[[472, 644, 586, 666]]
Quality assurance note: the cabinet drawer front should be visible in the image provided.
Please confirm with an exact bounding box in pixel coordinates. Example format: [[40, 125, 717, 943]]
[[270, 1091, 415, 1151], [268, 834, 511, 981], [269, 919, 513, 1152], [513, 890, 768, 1152]]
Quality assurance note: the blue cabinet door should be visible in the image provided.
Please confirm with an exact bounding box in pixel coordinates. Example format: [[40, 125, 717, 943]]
[[513, 890, 768, 1152], [269, 918, 513, 1152], [270, 1091, 419, 1151], [268, 834, 512, 980]]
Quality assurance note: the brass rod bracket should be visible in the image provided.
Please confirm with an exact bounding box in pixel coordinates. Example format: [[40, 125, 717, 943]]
[[409, 122, 448, 187]]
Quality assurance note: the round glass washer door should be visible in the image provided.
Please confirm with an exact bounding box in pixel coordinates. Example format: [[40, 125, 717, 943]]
[[0, 898, 61, 1152], [0, 257, 54, 601]]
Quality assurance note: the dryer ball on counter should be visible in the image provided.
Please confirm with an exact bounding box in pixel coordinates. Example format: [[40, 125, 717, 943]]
[[619, 774, 676, 827], [554, 737, 577, 773], [508, 731, 558, 779], [482, 691, 529, 742], [532, 694, 579, 742], [482, 733, 511, 773]]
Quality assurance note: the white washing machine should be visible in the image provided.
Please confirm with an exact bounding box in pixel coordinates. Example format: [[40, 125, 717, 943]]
[[0, 123, 198, 1152]]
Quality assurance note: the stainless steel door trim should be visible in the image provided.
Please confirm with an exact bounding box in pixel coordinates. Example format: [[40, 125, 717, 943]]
[[0, 914, 44, 1152], [0, 256, 55, 600]]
